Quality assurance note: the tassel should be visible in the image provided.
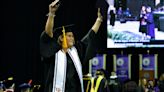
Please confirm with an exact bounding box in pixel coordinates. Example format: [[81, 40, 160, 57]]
[[62, 26, 68, 49]]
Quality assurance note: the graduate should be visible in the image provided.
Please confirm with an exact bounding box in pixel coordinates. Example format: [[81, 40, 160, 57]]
[[40, 0, 104, 92], [3, 77, 15, 92], [90, 69, 110, 92]]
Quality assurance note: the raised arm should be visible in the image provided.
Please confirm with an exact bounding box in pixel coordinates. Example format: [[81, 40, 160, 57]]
[[40, 0, 60, 58], [45, 0, 60, 38], [91, 8, 103, 33]]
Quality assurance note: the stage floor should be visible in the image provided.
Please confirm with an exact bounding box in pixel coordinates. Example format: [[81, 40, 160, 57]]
[[107, 21, 164, 40], [107, 20, 164, 48]]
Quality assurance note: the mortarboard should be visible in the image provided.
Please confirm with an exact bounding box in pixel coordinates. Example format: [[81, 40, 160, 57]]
[[4, 77, 14, 89], [53, 24, 75, 38], [96, 69, 106, 75], [96, 69, 109, 78], [53, 24, 76, 49], [96, 0, 109, 20], [19, 83, 31, 89]]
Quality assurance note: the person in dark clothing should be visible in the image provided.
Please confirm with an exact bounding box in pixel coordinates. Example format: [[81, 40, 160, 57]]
[[109, 10, 116, 27], [138, 77, 148, 92], [122, 80, 138, 92], [3, 77, 15, 92], [108, 71, 121, 92], [83, 73, 92, 92], [90, 69, 110, 92], [39, 0, 103, 92], [139, 5, 147, 34]]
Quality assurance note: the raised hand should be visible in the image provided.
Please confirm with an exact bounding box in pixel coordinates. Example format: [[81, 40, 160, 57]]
[[45, 0, 60, 38], [49, 0, 60, 15], [97, 8, 103, 22], [90, 8, 103, 33]]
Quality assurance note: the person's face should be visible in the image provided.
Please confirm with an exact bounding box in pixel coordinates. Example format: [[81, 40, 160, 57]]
[[65, 32, 75, 48], [146, 7, 151, 12], [148, 81, 154, 87], [142, 78, 147, 85], [142, 6, 146, 11]]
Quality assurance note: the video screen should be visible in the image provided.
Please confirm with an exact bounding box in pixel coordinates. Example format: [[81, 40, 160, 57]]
[[107, 0, 164, 48]]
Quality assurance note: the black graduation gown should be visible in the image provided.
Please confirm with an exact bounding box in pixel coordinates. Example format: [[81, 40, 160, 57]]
[[139, 13, 147, 34], [85, 76, 110, 92], [93, 77, 110, 92], [109, 10, 116, 26], [40, 29, 97, 92]]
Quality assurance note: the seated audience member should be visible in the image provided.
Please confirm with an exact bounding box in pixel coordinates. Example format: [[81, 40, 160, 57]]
[[138, 77, 148, 92], [123, 79, 138, 92], [109, 71, 121, 92]]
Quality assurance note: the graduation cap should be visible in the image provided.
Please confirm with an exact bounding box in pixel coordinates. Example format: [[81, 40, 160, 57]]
[[4, 77, 15, 90], [53, 24, 75, 38], [19, 83, 31, 92], [19, 83, 31, 89], [96, 69, 106, 75], [53, 24, 76, 49]]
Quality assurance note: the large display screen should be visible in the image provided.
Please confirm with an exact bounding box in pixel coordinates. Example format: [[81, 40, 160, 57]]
[[107, 2, 164, 48]]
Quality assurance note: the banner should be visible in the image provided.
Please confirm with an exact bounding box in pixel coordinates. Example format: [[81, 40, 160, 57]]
[[89, 54, 106, 77], [113, 54, 131, 82], [139, 54, 158, 79]]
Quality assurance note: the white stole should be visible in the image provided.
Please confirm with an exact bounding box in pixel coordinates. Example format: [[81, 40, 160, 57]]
[[52, 46, 84, 92]]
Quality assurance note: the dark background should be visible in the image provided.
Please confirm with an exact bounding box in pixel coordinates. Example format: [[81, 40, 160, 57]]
[[1, 0, 164, 91], [1, 0, 102, 90]]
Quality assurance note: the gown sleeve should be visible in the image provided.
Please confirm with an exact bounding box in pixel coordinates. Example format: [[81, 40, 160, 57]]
[[80, 29, 98, 66], [40, 31, 60, 58], [81, 29, 96, 46]]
